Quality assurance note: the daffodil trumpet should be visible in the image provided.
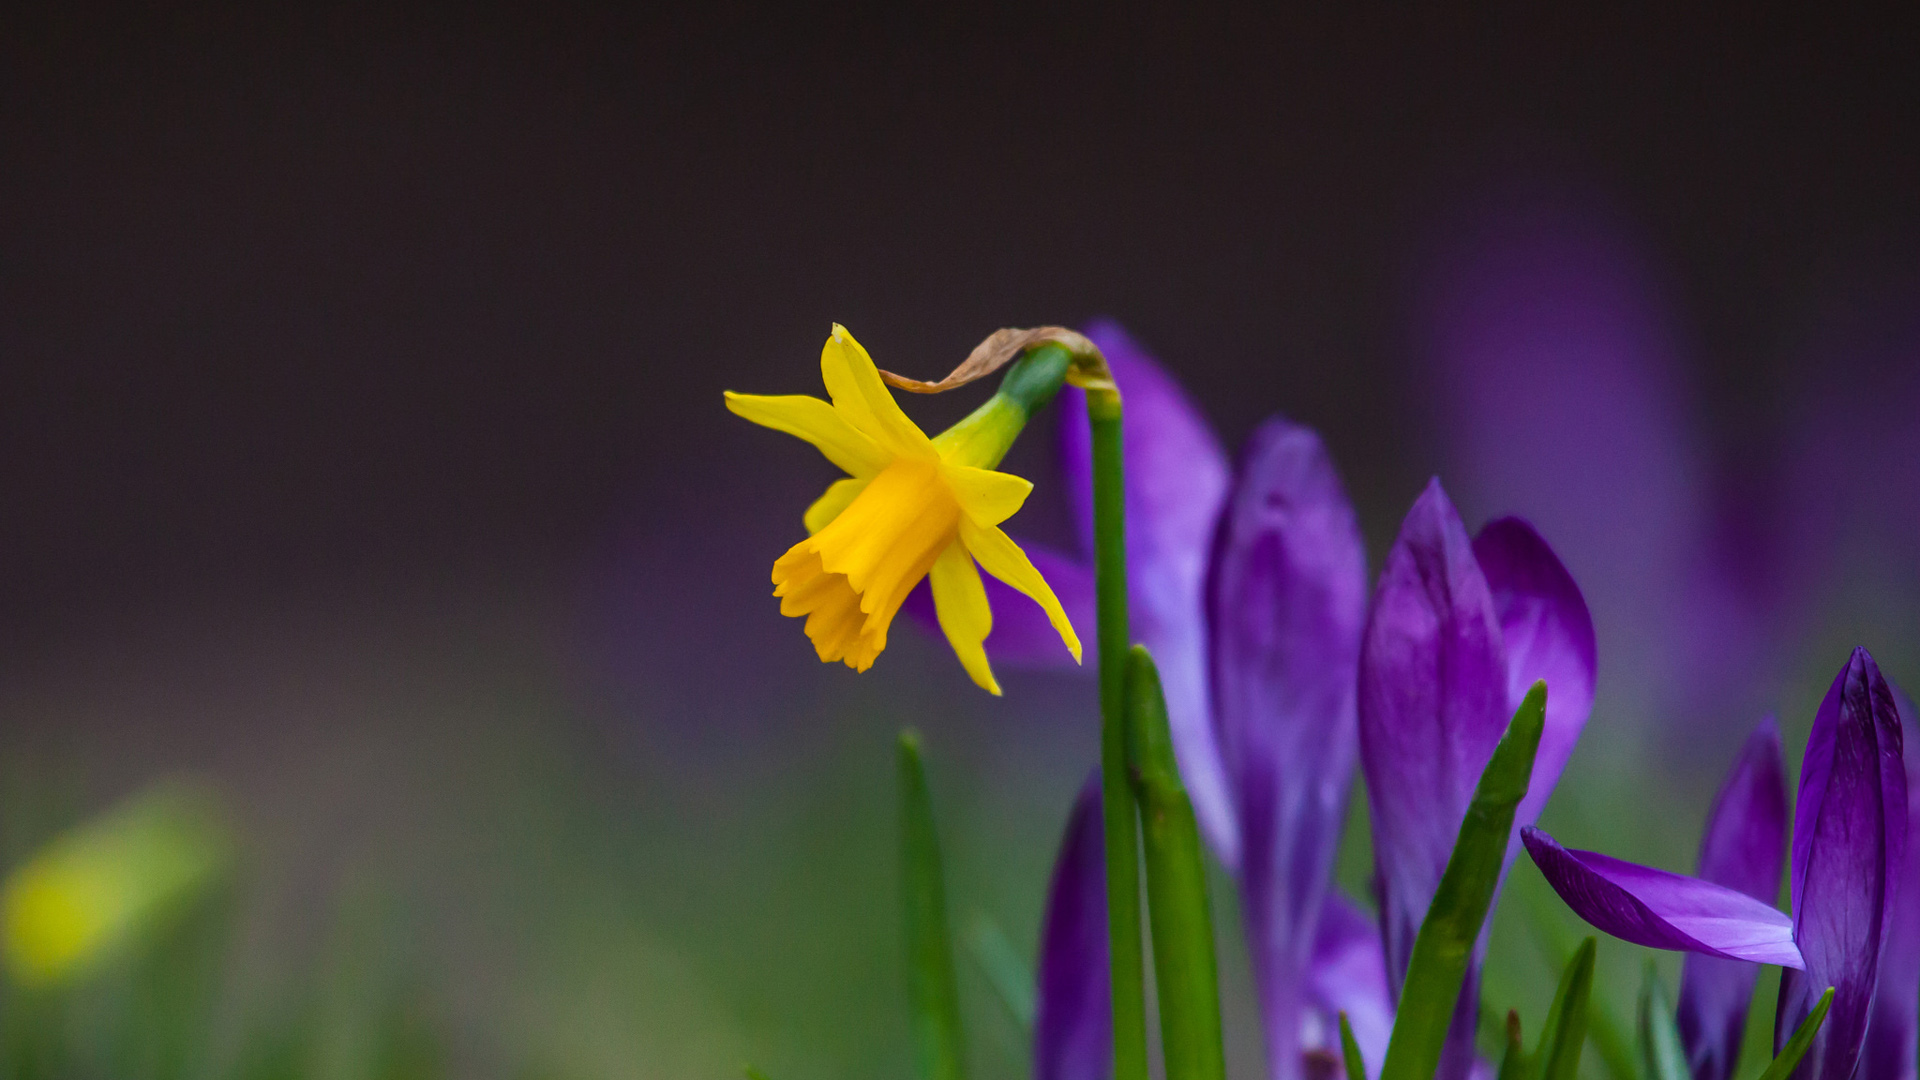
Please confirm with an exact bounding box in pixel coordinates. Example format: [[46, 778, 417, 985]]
[[724, 326, 1082, 695]]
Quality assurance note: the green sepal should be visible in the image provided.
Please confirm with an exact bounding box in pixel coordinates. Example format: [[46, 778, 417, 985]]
[[930, 344, 1071, 469], [1378, 681, 1548, 1080], [1754, 987, 1834, 1080], [898, 731, 966, 1080]]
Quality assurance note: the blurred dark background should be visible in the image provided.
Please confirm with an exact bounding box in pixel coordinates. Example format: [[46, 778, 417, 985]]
[[0, 6, 1915, 1079]]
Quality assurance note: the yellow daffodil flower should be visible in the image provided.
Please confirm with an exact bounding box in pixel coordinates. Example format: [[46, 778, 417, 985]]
[[725, 325, 1081, 694]]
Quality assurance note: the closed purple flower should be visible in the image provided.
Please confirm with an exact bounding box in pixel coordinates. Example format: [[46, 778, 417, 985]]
[[1526, 648, 1907, 1080], [1359, 480, 1596, 1080], [1777, 648, 1906, 1080], [1210, 419, 1370, 1079]]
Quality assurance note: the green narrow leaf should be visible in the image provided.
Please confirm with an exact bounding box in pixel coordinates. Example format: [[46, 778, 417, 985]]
[[1378, 682, 1549, 1080], [1124, 647, 1226, 1080], [1586, 1001, 1640, 1080], [744, 1067, 773, 1080], [964, 911, 1036, 1033], [1495, 1011, 1527, 1080], [899, 731, 966, 1080], [1340, 1012, 1369, 1080], [1532, 938, 1596, 1080], [1636, 965, 1689, 1080], [1754, 987, 1834, 1080], [1519, 891, 1635, 1080]]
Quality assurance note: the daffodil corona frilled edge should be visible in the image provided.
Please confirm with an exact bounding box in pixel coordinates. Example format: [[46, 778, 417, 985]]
[[725, 325, 1081, 694]]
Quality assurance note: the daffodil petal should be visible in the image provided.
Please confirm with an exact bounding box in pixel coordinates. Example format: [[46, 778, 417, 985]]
[[804, 477, 871, 534], [820, 325, 936, 460], [929, 541, 1000, 695], [959, 518, 1083, 663], [944, 464, 1033, 527], [725, 392, 891, 477]]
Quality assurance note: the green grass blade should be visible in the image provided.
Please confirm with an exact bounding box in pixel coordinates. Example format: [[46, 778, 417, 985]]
[[744, 1067, 773, 1080], [964, 911, 1036, 1033], [899, 731, 966, 1080], [1125, 647, 1226, 1080], [1495, 1011, 1528, 1080], [1754, 987, 1833, 1080], [1518, 888, 1635, 1080], [1532, 938, 1595, 1080], [1636, 966, 1689, 1080], [1379, 681, 1548, 1080], [1341, 1012, 1370, 1080]]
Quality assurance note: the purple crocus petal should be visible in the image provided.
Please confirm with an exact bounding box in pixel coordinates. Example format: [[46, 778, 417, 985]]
[[1862, 685, 1920, 1080], [1471, 517, 1596, 845], [1522, 827, 1802, 967], [1358, 478, 1510, 992], [1777, 648, 1907, 1080], [902, 543, 1097, 668], [1060, 320, 1237, 865], [1035, 773, 1110, 1080], [1305, 895, 1394, 1080], [1678, 720, 1789, 1080], [1209, 418, 1369, 1080]]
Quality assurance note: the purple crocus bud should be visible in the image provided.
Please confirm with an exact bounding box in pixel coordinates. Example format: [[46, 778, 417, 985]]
[[1675, 721, 1789, 1080], [1359, 479, 1508, 980], [1034, 773, 1110, 1080], [1060, 320, 1237, 865], [1358, 479, 1508, 1080], [1776, 648, 1907, 1080], [1208, 418, 1369, 1080], [1862, 685, 1920, 1080], [1520, 827, 1802, 966]]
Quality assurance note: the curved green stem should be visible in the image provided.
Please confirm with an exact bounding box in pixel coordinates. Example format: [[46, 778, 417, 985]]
[[1087, 384, 1148, 1080]]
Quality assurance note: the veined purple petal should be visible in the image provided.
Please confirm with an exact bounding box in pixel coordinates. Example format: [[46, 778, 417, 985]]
[[1208, 419, 1369, 1080], [1522, 827, 1802, 967], [1305, 895, 1394, 1080], [902, 543, 1097, 668], [1471, 517, 1596, 844], [1863, 685, 1920, 1080], [1358, 479, 1510, 993], [1778, 648, 1908, 1080], [1060, 320, 1237, 865], [1678, 721, 1789, 1080], [1035, 773, 1110, 1080]]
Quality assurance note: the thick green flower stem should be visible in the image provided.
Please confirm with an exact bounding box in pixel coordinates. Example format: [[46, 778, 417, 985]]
[[1087, 383, 1149, 1080], [899, 731, 966, 1080], [1125, 646, 1227, 1080]]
